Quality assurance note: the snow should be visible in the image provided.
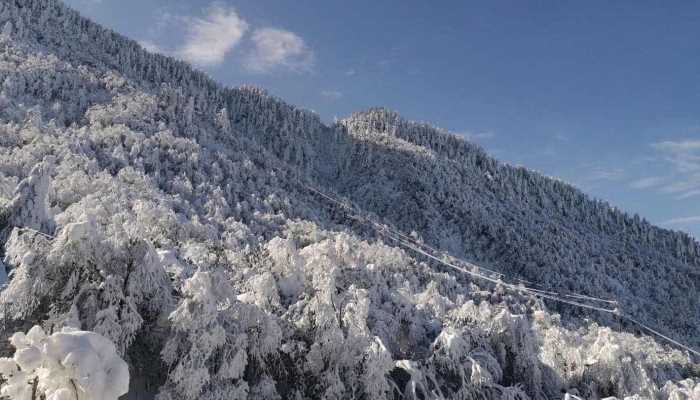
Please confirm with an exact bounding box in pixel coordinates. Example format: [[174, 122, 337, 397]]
[[8, 161, 53, 234], [0, 326, 128, 400], [0, 0, 697, 399]]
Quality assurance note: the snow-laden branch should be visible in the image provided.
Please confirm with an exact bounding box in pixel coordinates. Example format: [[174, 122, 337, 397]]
[[0, 326, 129, 400]]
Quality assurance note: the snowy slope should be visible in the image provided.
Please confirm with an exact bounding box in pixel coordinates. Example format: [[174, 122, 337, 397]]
[[0, 1, 698, 399], [223, 92, 700, 349]]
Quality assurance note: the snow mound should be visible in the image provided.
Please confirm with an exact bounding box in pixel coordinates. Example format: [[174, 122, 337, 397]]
[[0, 325, 129, 400]]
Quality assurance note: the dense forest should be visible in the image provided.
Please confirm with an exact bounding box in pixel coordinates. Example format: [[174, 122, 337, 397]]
[[0, 1, 697, 399]]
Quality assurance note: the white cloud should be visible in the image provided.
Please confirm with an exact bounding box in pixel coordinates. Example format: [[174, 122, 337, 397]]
[[175, 4, 248, 67], [653, 139, 700, 173], [73, 0, 104, 5], [677, 189, 700, 199], [553, 133, 570, 142], [662, 216, 700, 226], [378, 59, 392, 68], [244, 28, 314, 73], [460, 130, 495, 141], [139, 40, 163, 54], [321, 90, 343, 100], [629, 176, 665, 190], [648, 139, 700, 199], [138, 4, 314, 73], [661, 174, 700, 194], [345, 68, 357, 77], [586, 167, 625, 182]]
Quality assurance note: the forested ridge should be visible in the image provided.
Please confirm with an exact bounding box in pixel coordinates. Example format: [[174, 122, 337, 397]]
[[0, 1, 698, 399]]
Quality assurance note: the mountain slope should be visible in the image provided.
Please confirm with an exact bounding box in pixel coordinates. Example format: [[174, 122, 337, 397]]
[[230, 94, 700, 347], [0, 1, 698, 399], [334, 109, 700, 344]]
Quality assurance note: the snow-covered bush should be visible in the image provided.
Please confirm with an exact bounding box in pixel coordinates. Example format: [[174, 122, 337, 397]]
[[0, 325, 129, 400]]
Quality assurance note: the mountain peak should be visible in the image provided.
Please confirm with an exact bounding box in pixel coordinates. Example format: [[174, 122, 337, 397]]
[[342, 107, 439, 136]]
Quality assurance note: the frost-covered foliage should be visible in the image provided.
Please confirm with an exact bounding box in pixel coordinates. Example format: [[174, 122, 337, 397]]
[[0, 325, 128, 400], [332, 109, 700, 349], [0, 1, 697, 399]]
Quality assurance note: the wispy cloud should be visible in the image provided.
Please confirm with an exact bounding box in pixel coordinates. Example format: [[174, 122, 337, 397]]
[[553, 133, 571, 142], [376, 46, 403, 70], [677, 189, 700, 199], [660, 175, 700, 195], [585, 166, 625, 182], [175, 4, 248, 67], [662, 216, 700, 226], [321, 90, 343, 100], [460, 130, 495, 141], [629, 176, 665, 190], [244, 28, 314, 73], [642, 139, 700, 199], [653, 139, 700, 173], [378, 59, 393, 68], [139, 40, 164, 54], [72, 0, 104, 6]]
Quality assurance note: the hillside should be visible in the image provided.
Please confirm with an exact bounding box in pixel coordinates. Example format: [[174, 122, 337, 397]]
[[0, 1, 698, 399]]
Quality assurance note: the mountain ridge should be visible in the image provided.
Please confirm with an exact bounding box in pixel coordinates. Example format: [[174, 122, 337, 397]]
[[2, 0, 699, 349], [0, 1, 698, 399], [7, 0, 698, 253]]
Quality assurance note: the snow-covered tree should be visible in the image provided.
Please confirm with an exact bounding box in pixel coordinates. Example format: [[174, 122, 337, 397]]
[[0, 325, 129, 400], [0, 1, 697, 399]]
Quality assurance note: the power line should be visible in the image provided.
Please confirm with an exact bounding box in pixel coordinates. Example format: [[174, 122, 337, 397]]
[[302, 179, 620, 309], [299, 180, 700, 359], [16, 227, 54, 240], [302, 180, 613, 305], [619, 314, 700, 358], [386, 231, 618, 314]]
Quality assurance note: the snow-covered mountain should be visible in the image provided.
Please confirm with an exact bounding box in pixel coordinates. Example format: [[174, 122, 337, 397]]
[[0, 1, 698, 399]]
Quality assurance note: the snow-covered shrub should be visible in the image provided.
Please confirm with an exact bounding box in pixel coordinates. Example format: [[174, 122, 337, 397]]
[[0, 325, 129, 400]]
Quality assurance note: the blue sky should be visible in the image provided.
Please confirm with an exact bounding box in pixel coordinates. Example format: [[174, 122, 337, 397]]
[[64, 0, 700, 237]]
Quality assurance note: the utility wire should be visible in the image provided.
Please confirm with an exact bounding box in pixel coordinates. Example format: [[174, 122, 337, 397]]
[[16, 227, 54, 240], [302, 180, 613, 304], [299, 180, 700, 359], [618, 314, 700, 358]]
